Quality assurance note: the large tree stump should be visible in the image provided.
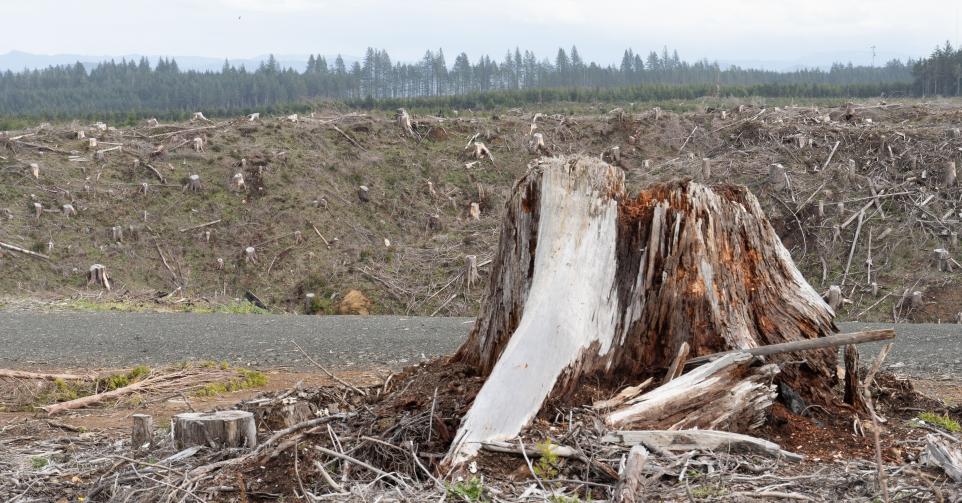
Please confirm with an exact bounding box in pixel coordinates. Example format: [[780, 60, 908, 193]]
[[172, 410, 256, 450], [444, 155, 837, 467]]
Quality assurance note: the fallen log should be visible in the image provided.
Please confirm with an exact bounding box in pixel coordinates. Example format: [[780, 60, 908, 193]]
[[0, 369, 92, 381], [684, 329, 895, 367], [42, 374, 156, 415], [480, 440, 579, 458], [592, 378, 653, 410], [0, 241, 51, 261], [443, 155, 839, 467], [605, 352, 779, 431], [603, 429, 803, 462]]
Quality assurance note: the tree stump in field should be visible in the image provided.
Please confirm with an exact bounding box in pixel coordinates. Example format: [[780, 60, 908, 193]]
[[184, 174, 202, 192], [131, 414, 154, 450], [88, 264, 111, 291], [172, 410, 256, 450], [443, 155, 837, 467], [396, 108, 415, 137]]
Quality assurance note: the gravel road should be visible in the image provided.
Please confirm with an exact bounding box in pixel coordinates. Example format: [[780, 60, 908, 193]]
[[0, 313, 959, 377]]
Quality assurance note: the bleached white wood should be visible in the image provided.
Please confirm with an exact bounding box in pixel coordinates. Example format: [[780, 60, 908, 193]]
[[922, 434, 962, 482], [605, 352, 777, 431], [603, 429, 802, 461], [444, 157, 624, 467]]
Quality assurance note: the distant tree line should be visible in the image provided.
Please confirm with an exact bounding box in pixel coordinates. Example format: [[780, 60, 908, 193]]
[[913, 42, 962, 96], [0, 46, 916, 121]]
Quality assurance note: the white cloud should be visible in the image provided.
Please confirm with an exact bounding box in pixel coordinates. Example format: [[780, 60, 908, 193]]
[[0, 0, 956, 66], [215, 0, 330, 13]]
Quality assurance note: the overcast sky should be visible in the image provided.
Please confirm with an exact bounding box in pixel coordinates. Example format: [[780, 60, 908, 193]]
[[1, 0, 959, 67]]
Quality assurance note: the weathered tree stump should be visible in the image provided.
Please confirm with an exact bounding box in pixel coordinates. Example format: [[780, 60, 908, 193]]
[[29, 163, 39, 179], [244, 246, 258, 264], [530, 132, 548, 155], [396, 108, 415, 137], [184, 174, 202, 192], [769, 163, 787, 191], [231, 172, 246, 191], [945, 161, 957, 188], [131, 414, 154, 450], [357, 185, 370, 203], [464, 255, 479, 290], [468, 142, 494, 162], [192, 136, 205, 152], [936, 248, 952, 272], [172, 410, 256, 450], [602, 145, 621, 165], [62, 204, 76, 218], [444, 155, 837, 467], [88, 264, 111, 291], [911, 291, 923, 309]]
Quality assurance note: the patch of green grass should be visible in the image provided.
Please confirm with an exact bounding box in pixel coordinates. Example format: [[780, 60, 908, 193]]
[[194, 369, 268, 397], [690, 484, 728, 499], [533, 439, 560, 480], [209, 301, 269, 315], [198, 360, 230, 370], [917, 411, 961, 432], [51, 378, 80, 400], [31, 456, 48, 469], [447, 477, 485, 502], [99, 365, 151, 391], [62, 299, 150, 313], [548, 496, 581, 503]]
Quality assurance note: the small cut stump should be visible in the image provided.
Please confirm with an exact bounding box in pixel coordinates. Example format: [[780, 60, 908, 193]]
[[172, 410, 257, 450], [443, 155, 838, 467]]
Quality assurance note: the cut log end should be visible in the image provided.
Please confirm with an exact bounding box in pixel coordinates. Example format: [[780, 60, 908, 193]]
[[131, 414, 154, 450], [172, 410, 256, 450]]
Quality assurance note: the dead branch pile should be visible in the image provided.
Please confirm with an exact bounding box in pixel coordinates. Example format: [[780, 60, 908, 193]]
[[0, 360, 957, 502]]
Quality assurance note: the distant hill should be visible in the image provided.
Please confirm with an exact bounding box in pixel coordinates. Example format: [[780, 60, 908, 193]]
[[0, 51, 358, 72]]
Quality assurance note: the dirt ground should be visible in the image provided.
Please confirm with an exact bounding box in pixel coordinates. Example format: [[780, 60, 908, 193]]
[[2, 365, 958, 452], [0, 368, 385, 433]]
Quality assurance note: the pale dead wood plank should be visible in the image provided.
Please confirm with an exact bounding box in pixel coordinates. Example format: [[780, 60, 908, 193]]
[[603, 429, 803, 462], [685, 329, 895, 367]]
